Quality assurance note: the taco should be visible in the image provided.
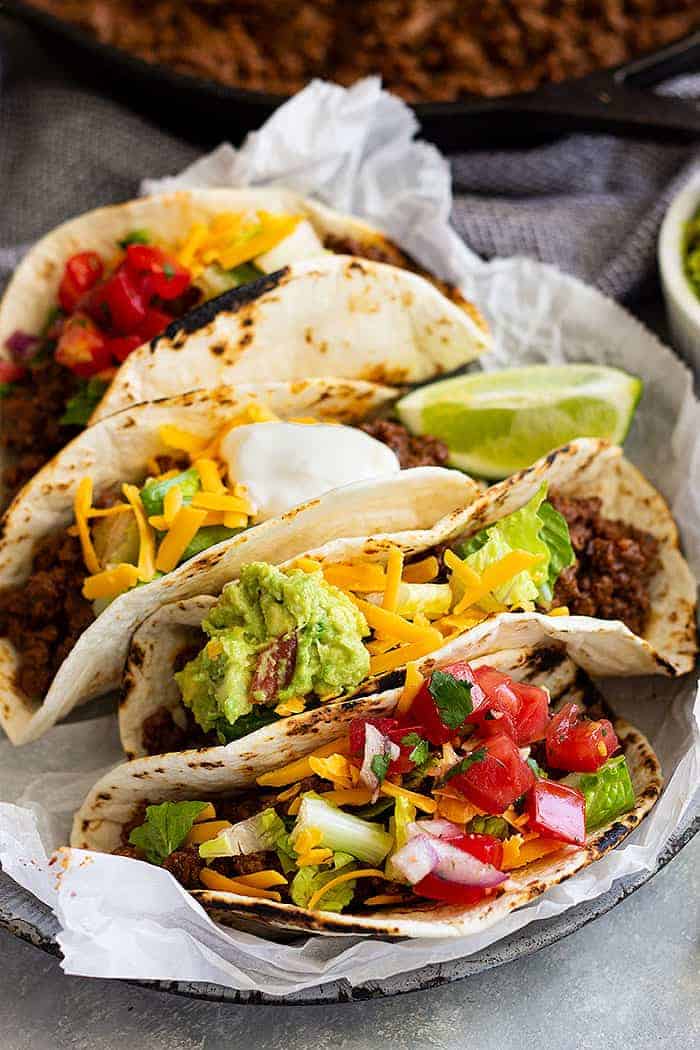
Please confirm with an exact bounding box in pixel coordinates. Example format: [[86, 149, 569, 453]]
[[119, 437, 696, 760], [0, 375, 481, 746], [0, 187, 489, 496], [72, 645, 662, 939]]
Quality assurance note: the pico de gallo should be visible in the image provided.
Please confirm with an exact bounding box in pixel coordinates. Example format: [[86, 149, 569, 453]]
[[139, 481, 660, 756], [116, 659, 638, 914], [0, 209, 331, 495]]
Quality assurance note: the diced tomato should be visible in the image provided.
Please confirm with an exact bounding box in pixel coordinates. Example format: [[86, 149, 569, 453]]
[[348, 717, 423, 775], [137, 308, 174, 343], [546, 703, 618, 773], [58, 252, 104, 314], [413, 874, 488, 906], [54, 314, 111, 378], [449, 733, 535, 814], [106, 334, 143, 363], [470, 667, 550, 746], [526, 780, 586, 845], [0, 359, 27, 383], [449, 832, 504, 869], [413, 833, 504, 905], [402, 661, 487, 746], [125, 244, 191, 301], [88, 266, 147, 335]]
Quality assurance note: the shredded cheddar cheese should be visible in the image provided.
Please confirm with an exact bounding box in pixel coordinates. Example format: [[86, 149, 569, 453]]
[[402, 556, 439, 584], [323, 563, 386, 593], [74, 477, 101, 576], [256, 738, 349, 787], [380, 781, 437, 814], [382, 547, 404, 612], [184, 820, 232, 846], [234, 870, 288, 890], [396, 661, 423, 715], [82, 563, 139, 601], [122, 483, 156, 582], [274, 697, 306, 717], [155, 506, 208, 573], [307, 869, 386, 912], [199, 869, 282, 901]]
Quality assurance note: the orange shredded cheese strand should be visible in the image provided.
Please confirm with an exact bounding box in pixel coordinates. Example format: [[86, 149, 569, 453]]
[[82, 563, 139, 601], [307, 869, 386, 912], [402, 556, 439, 584], [502, 836, 565, 870], [193, 458, 225, 494], [122, 483, 156, 582], [323, 563, 386, 593], [191, 491, 253, 515], [382, 547, 404, 612], [155, 506, 208, 573], [74, 477, 101, 575], [158, 425, 208, 456], [234, 870, 288, 889], [363, 894, 408, 906], [352, 597, 442, 645], [380, 781, 437, 813], [548, 606, 569, 617], [193, 803, 217, 823], [199, 869, 281, 901], [369, 636, 442, 676], [453, 551, 544, 614], [396, 661, 423, 715], [184, 820, 232, 846], [256, 738, 350, 787], [85, 503, 132, 519], [320, 788, 373, 806], [276, 783, 301, 803]]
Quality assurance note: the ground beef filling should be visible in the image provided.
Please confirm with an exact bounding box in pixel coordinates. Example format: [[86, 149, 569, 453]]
[[550, 494, 660, 637], [359, 419, 449, 469], [0, 530, 94, 698], [0, 361, 82, 495], [25, 2, 699, 102]]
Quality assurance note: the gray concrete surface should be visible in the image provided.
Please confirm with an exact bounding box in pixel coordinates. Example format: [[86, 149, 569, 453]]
[[0, 834, 697, 1050]]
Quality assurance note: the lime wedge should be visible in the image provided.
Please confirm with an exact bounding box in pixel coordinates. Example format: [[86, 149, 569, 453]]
[[397, 365, 642, 479]]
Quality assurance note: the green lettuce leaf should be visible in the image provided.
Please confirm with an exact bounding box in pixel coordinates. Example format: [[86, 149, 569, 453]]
[[290, 864, 356, 913], [563, 755, 636, 831], [60, 377, 109, 426], [128, 800, 208, 865], [454, 483, 574, 609]]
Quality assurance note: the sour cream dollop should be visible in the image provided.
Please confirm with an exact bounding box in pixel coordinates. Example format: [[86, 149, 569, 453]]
[[219, 421, 401, 522]]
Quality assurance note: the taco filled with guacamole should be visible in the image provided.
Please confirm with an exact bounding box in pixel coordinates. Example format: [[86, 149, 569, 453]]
[[119, 437, 696, 760], [0, 187, 489, 498], [73, 645, 662, 939], [0, 373, 481, 746]]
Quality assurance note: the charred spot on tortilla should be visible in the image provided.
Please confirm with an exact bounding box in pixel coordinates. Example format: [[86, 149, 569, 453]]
[[237, 331, 254, 351]]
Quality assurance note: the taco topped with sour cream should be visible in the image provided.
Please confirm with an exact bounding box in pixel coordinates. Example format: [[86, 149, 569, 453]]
[[0, 187, 488, 498]]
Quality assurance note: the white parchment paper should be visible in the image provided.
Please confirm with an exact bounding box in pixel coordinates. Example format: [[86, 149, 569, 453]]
[[1, 77, 699, 995]]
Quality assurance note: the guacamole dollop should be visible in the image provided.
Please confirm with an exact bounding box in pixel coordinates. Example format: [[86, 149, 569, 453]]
[[175, 562, 370, 736]]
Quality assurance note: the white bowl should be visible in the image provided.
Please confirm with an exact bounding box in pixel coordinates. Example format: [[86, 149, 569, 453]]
[[658, 175, 700, 372]]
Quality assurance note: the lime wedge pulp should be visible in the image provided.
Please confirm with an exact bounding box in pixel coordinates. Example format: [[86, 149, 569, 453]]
[[396, 365, 643, 480]]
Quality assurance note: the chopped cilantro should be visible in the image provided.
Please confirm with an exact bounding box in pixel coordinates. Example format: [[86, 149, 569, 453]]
[[442, 747, 487, 784], [0, 382, 12, 399], [118, 229, 150, 249], [128, 800, 208, 865], [428, 670, 474, 730], [401, 732, 430, 767], [163, 261, 176, 279], [527, 757, 548, 779], [60, 377, 109, 426], [215, 706, 280, 743], [371, 752, 391, 783]]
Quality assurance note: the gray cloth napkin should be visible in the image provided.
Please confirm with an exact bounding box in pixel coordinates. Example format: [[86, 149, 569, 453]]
[[0, 14, 698, 305]]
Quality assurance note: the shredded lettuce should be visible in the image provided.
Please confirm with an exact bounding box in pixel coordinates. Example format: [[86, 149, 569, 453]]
[[198, 806, 290, 860], [563, 755, 635, 830], [128, 800, 208, 865], [290, 864, 356, 913], [455, 483, 574, 609], [291, 796, 392, 866], [385, 795, 416, 882]]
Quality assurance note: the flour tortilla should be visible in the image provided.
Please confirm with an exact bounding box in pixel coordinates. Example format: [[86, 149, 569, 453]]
[[0, 188, 490, 501], [119, 436, 697, 758], [72, 645, 663, 940], [0, 463, 478, 746], [93, 253, 490, 422]]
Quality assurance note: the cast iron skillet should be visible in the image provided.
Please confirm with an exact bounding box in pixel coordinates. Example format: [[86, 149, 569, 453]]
[[4, 1, 700, 147]]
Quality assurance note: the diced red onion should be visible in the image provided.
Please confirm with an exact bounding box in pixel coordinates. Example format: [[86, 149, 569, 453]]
[[360, 723, 400, 800], [5, 330, 38, 363], [391, 833, 507, 888], [389, 833, 439, 884], [408, 819, 464, 840]]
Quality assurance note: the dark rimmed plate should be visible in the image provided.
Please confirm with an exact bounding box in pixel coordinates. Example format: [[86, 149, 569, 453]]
[[3, 3, 700, 147], [0, 809, 696, 1004]]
